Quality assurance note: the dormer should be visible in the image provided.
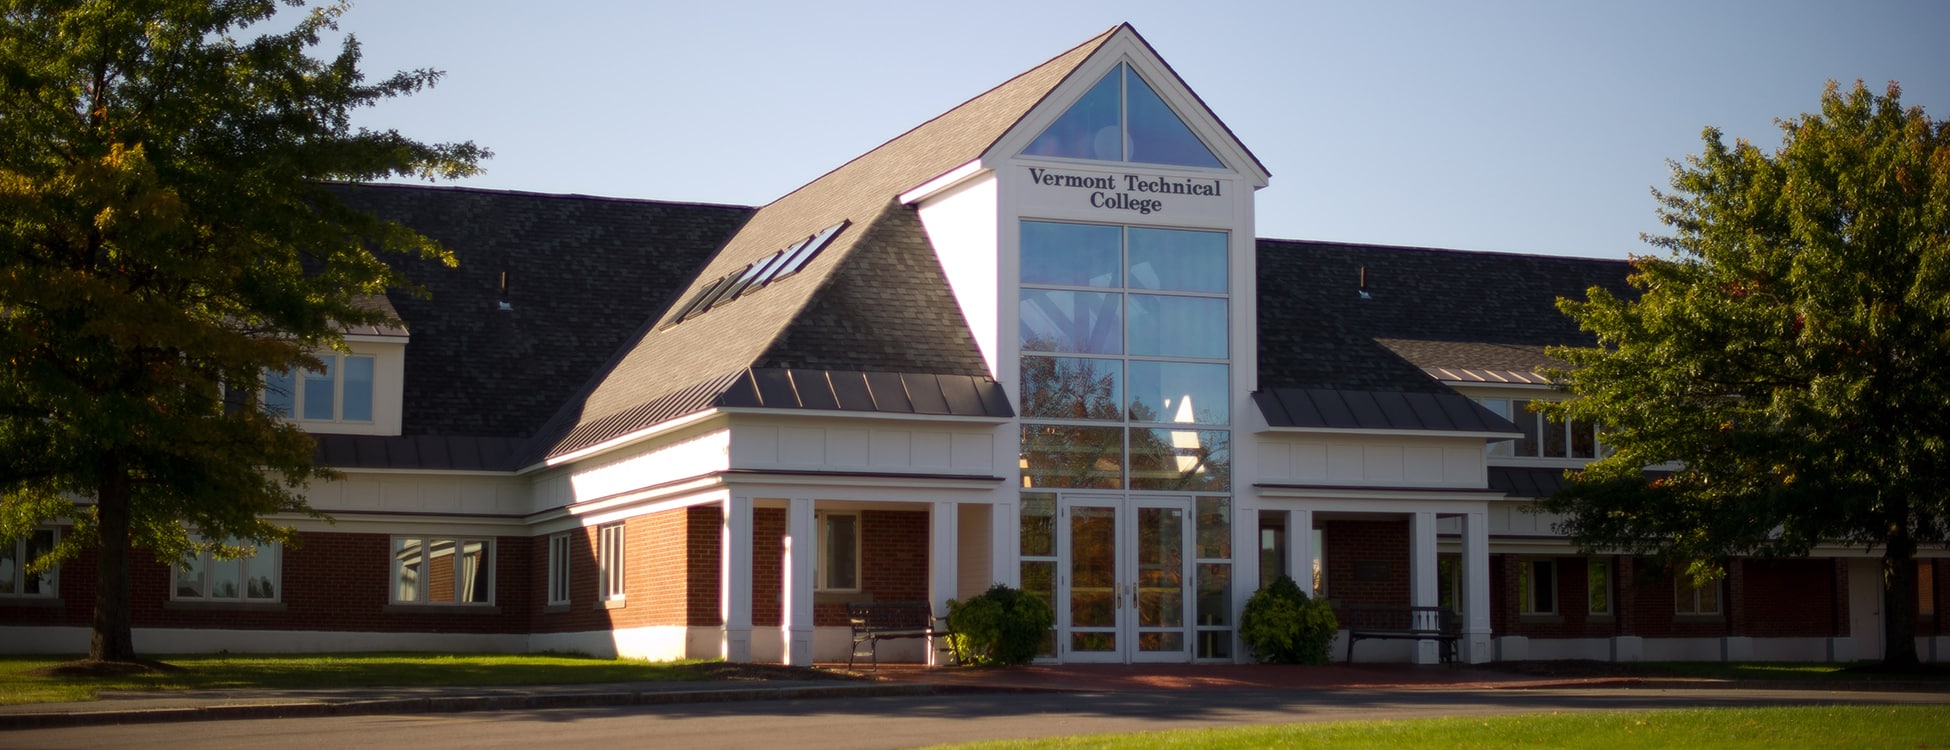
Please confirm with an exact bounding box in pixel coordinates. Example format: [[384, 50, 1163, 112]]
[[263, 296, 408, 437]]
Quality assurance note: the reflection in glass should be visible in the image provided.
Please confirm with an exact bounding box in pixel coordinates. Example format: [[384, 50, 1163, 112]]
[[1021, 289, 1122, 354], [1196, 497, 1230, 559], [1128, 227, 1226, 292], [1020, 495, 1056, 557], [1127, 361, 1227, 425], [1124, 66, 1224, 168], [1196, 563, 1233, 659], [1129, 428, 1230, 491], [1020, 424, 1124, 489], [263, 368, 294, 417], [1022, 222, 1120, 287], [395, 538, 422, 602], [1069, 505, 1117, 652], [302, 355, 335, 420], [342, 355, 374, 422], [1023, 66, 1121, 161], [1127, 295, 1225, 359], [1021, 356, 1121, 421], [1135, 506, 1185, 630]]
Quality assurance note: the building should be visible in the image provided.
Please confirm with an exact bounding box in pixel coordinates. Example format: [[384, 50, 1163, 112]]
[[3, 24, 1944, 665]]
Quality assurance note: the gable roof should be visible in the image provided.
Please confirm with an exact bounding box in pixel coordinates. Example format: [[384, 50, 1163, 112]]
[[530, 26, 1122, 462]]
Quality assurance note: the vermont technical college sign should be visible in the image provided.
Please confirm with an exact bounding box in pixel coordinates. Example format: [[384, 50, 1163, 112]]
[[1019, 166, 1230, 222]]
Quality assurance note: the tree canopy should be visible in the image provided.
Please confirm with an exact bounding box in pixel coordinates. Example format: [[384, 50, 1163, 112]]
[[1540, 81, 1949, 667], [0, 0, 485, 662]]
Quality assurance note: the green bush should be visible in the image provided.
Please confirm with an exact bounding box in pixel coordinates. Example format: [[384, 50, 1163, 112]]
[[1239, 574, 1339, 664], [946, 584, 1055, 666]]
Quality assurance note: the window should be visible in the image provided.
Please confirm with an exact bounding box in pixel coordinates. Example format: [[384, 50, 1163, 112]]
[[546, 533, 571, 606], [1476, 398, 1604, 459], [175, 537, 279, 602], [1018, 221, 1232, 491], [266, 354, 376, 423], [816, 512, 860, 591], [0, 529, 57, 597], [1518, 559, 1556, 615], [392, 537, 492, 604], [1022, 62, 1223, 168], [1675, 576, 1721, 615], [598, 524, 626, 602], [1588, 558, 1612, 615]]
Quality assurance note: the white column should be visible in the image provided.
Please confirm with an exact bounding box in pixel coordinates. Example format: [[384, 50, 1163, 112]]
[[721, 494, 754, 663], [781, 497, 816, 667], [929, 500, 958, 666], [1409, 511, 1440, 664], [990, 498, 1018, 587], [1286, 509, 1315, 594], [1230, 498, 1258, 663], [1461, 510, 1493, 664]]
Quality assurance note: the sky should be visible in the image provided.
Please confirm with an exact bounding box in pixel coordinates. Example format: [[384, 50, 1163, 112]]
[[326, 1, 1950, 260]]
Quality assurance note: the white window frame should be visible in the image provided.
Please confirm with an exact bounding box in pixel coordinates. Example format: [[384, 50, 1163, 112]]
[[1674, 575, 1721, 615], [174, 536, 281, 602], [391, 536, 494, 605], [815, 511, 861, 592], [546, 532, 572, 606], [598, 524, 626, 602], [265, 353, 377, 424], [1518, 558, 1557, 615], [1477, 397, 1606, 460], [0, 528, 58, 598]]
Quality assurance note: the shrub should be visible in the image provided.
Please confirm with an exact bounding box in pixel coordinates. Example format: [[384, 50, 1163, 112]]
[[946, 584, 1055, 666], [1239, 574, 1339, 664]]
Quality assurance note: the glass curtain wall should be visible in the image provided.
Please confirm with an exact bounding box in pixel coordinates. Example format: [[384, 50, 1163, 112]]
[[1018, 220, 1234, 658]]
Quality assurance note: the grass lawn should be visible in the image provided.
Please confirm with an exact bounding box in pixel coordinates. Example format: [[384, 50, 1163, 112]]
[[929, 705, 1950, 749], [0, 653, 812, 705]]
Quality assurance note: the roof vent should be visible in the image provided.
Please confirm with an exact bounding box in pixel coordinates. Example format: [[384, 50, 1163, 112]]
[[1358, 266, 1372, 300], [497, 271, 513, 311]]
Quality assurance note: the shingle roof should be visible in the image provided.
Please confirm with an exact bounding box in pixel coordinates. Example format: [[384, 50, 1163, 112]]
[[534, 26, 1120, 461], [1256, 240, 1635, 394], [329, 183, 753, 439]]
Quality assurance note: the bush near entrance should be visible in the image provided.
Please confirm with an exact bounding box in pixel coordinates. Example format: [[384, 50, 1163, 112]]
[[1240, 575, 1338, 664], [947, 584, 1055, 666]]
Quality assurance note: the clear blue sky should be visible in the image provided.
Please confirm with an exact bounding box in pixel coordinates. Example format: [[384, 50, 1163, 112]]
[[331, 1, 1949, 260]]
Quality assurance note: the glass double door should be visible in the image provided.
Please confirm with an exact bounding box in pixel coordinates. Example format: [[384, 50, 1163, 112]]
[[1059, 495, 1193, 663]]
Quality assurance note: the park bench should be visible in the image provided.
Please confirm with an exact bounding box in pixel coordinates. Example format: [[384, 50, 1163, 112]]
[[1339, 604, 1460, 663], [846, 601, 953, 670]]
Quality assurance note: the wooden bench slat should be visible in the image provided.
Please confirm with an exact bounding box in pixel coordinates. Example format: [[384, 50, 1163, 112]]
[[846, 601, 952, 670]]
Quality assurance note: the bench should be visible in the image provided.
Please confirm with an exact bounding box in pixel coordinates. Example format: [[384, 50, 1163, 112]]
[[1339, 604, 1461, 663], [846, 601, 952, 670]]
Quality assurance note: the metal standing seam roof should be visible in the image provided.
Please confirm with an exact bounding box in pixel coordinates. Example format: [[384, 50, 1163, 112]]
[[540, 368, 1013, 463], [1253, 387, 1520, 435]]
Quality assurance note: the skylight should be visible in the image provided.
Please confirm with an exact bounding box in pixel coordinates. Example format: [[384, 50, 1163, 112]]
[[660, 220, 851, 329]]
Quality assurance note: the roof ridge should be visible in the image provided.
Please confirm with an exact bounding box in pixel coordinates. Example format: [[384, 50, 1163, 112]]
[[326, 180, 757, 210], [1257, 236, 1634, 264]]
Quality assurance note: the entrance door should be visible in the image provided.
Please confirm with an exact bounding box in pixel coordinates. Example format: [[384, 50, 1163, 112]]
[[1058, 496, 1193, 663], [1848, 558, 1884, 661]]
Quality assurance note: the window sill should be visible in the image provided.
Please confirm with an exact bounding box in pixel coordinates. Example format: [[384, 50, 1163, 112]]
[[0, 596, 63, 608], [1673, 613, 1724, 623], [815, 590, 867, 606], [384, 604, 501, 615], [165, 600, 287, 613], [600, 598, 626, 610], [1518, 614, 1564, 625], [543, 603, 572, 614]]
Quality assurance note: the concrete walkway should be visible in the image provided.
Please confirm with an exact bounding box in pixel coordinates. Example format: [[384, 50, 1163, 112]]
[[0, 662, 1729, 731]]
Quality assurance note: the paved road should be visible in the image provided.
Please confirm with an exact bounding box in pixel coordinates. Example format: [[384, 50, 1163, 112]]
[[10, 687, 1947, 749]]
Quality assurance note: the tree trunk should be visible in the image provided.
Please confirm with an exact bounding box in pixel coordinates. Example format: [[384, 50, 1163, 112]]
[[90, 463, 137, 662], [1880, 521, 1920, 669]]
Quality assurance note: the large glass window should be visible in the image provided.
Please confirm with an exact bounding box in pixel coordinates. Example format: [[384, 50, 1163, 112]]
[[599, 524, 626, 602], [1588, 558, 1613, 615], [547, 533, 571, 606], [1519, 559, 1556, 615], [1022, 62, 1223, 169], [175, 536, 279, 602], [1019, 222, 1230, 491], [267, 354, 377, 424], [1477, 398, 1603, 460], [392, 537, 492, 605], [0, 529, 57, 597], [1675, 576, 1721, 615]]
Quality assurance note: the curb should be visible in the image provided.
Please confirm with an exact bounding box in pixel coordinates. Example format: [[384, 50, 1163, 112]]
[[0, 682, 950, 731]]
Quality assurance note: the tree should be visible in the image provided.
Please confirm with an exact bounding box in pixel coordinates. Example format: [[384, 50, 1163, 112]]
[[1539, 81, 1949, 669], [0, 0, 485, 664]]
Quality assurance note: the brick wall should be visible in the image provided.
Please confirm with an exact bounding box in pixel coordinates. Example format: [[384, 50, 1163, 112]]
[[1321, 520, 1408, 607]]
